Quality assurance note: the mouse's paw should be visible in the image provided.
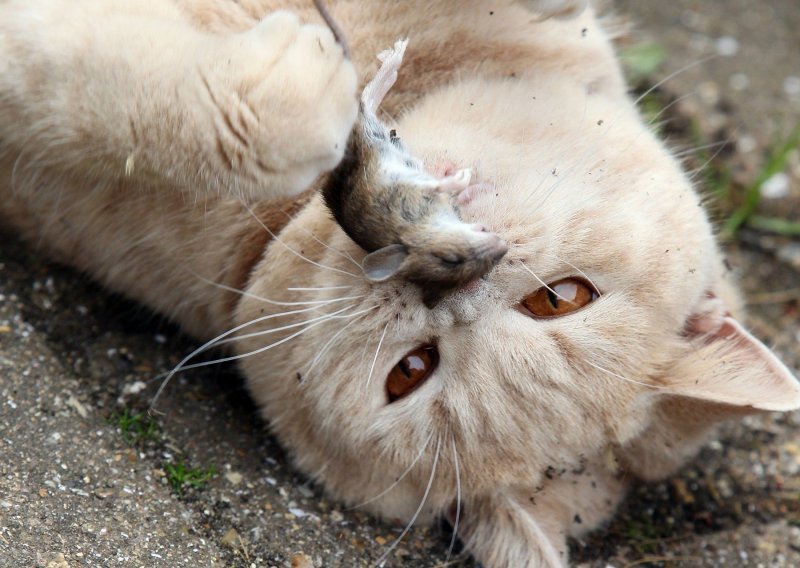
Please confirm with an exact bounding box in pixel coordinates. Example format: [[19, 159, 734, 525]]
[[436, 168, 472, 192], [457, 182, 496, 206], [361, 38, 409, 114]]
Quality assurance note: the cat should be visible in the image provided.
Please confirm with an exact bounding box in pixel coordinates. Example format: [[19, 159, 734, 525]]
[[1, 1, 798, 566]]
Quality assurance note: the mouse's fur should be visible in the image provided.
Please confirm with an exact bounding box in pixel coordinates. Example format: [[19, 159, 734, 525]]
[[1, 1, 799, 566], [322, 39, 508, 306]]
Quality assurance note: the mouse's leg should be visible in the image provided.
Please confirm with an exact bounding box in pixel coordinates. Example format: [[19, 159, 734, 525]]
[[360, 38, 409, 115]]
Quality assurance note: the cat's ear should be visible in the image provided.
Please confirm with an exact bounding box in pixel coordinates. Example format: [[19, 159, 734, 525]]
[[665, 295, 800, 412], [362, 244, 408, 281]]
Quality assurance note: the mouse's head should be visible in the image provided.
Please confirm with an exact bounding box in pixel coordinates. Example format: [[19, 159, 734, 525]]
[[234, 52, 799, 568], [361, 196, 509, 306]]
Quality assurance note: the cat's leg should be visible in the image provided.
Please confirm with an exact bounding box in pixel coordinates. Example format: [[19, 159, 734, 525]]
[[0, 0, 357, 200]]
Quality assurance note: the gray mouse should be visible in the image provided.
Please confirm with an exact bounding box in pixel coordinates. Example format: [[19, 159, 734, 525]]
[[321, 39, 508, 308]]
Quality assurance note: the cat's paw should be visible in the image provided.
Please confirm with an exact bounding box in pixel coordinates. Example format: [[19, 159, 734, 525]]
[[197, 11, 358, 197]]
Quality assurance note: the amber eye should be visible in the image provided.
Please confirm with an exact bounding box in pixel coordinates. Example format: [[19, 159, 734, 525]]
[[386, 346, 439, 403], [521, 278, 599, 318]]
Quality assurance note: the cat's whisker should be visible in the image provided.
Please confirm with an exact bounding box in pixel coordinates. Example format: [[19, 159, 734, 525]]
[[242, 202, 360, 278], [375, 435, 441, 568], [586, 361, 670, 391], [160, 314, 344, 372], [632, 55, 716, 108], [686, 128, 739, 183], [148, 303, 338, 408], [519, 261, 576, 305], [280, 210, 363, 269], [645, 90, 697, 127], [365, 321, 390, 394], [193, 270, 364, 306], [150, 309, 357, 410], [446, 437, 462, 564], [303, 312, 372, 382], [672, 140, 731, 160], [349, 430, 435, 510], [210, 303, 356, 348], [287, 285, 353, 291], [541, 253, 600, 293]]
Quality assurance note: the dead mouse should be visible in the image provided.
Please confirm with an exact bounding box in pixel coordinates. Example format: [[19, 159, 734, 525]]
[[321, 39, 508, 307]]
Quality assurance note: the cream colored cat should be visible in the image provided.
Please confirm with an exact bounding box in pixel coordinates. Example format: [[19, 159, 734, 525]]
[[1, 1, 798, 566]]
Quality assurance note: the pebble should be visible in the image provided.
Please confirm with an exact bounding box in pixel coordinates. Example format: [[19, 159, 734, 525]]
[[290, 552, 314, 568], [225, 471, 243, 486], [220, 527, 242, 549], [761, 172, 790, 199], [784, 76, 800, 97], [716, 36, 739, 56]]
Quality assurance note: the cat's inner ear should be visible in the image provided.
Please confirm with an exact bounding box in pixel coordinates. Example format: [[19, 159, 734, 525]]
[[664, 294, 800, 412], [362, 244, 408, 281]]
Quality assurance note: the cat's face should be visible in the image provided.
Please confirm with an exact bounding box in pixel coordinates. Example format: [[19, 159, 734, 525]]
[[234, 71, 796, 557]]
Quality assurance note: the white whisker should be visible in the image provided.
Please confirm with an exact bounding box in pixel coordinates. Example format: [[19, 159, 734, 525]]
[[365, 322, 390, 393], [520, 261, 575, 305], [193, 271, 363, 306], [542, 253, 600, 294], [446, 438, 462, 564], [149, 303, 336, 408], [349, 430, 435, 510], [632, 56, 716, 108], [586, 361, 669, 390], [304, 306, 378, 380], [375, 435, 441, 567], [243, 203, 359, 278], [287, 285, 353, 291], [211, 304, 356, 348]]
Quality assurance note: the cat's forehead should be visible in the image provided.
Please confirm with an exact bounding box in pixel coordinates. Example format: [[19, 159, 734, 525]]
[[401, 79, 717, 304]]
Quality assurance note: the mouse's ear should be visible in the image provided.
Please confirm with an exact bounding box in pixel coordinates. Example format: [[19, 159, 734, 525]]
[[362, 244, 408, 281]]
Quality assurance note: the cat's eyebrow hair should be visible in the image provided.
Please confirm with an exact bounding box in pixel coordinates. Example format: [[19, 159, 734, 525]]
[[519, 261, 575, 304], [541, 252, 599, 293]]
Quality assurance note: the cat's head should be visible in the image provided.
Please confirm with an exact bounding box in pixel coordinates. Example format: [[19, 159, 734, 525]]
[[235, 73, 799, 564]]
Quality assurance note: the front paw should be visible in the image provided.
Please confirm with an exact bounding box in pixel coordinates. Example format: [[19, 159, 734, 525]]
[[198, 11, 358, 196]]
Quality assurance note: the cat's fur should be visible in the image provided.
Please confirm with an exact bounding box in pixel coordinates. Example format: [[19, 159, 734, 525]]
[[1, 1, 798, 566]]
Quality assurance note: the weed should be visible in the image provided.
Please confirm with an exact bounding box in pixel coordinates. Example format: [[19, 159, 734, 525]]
[[164, 459, 217, 495], [724, 122, 800, 236], [110, 408, 160, 445]]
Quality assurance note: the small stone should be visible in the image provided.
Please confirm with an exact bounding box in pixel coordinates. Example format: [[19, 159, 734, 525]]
[[37, 552, 69, 568], [375, 536, 387, 545], [290, 552, 314, 568], [0, 324, 11, 333], [784, 75, 800, 97], [65, 396, 89, 419], [760, 172, 790, 199], [224, 471, 243, 486], [220, 528, 241, 549], [715, 36, 739, 56]]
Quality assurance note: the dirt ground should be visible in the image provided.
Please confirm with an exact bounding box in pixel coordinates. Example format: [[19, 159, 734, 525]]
[[1, 2, 799, 567]]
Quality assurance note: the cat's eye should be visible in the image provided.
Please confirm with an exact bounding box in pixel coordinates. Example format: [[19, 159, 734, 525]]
[[521, 278, 598, 318], [386, 345, 439, 402]]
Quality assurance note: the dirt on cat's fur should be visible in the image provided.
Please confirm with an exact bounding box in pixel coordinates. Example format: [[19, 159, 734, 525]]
[[1, 2, 799, 568]]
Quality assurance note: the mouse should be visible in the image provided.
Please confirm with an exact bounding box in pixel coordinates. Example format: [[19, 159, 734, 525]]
[[320, 39, 508, 308]]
